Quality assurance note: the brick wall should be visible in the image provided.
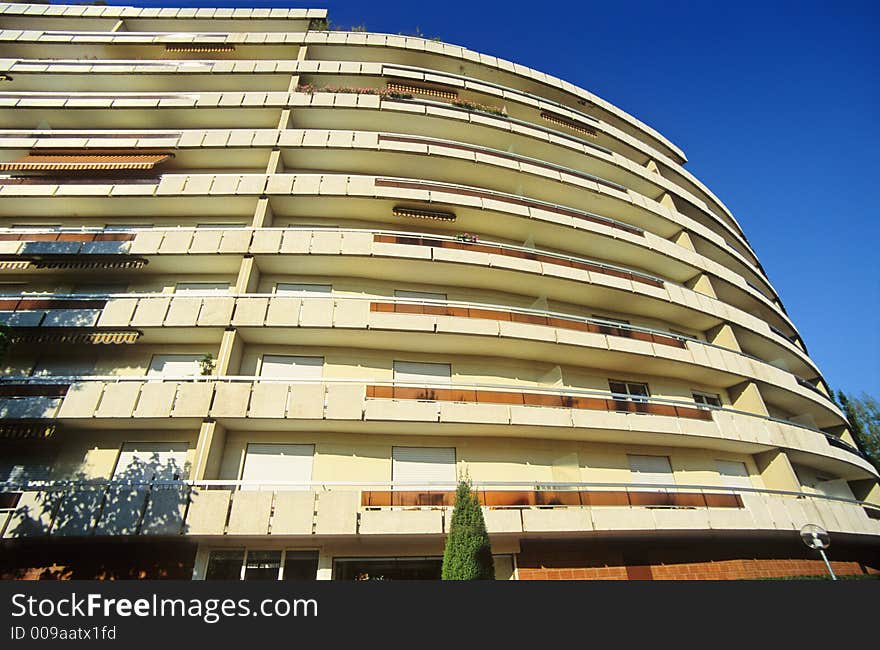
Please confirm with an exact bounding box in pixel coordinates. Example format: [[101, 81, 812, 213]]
[[519, 558, 866, 580], [516, 537, 880, 581]]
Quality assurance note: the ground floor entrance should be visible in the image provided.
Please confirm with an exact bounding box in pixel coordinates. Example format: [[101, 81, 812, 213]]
[[333, 557, 443, 580]]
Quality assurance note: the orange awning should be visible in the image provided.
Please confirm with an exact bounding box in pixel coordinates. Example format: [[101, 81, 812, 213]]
[[0, 151, 173, 171], [164, 44, 235, 52]]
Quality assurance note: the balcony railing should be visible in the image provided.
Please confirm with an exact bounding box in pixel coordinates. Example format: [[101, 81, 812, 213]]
[[0, 223, 791, 349], [0, 375, 866, 463], [1, 479, 877, 540], [0, 289, 840, 414]]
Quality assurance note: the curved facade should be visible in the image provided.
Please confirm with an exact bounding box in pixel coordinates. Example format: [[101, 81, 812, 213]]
[[0, 3, 877, 581]]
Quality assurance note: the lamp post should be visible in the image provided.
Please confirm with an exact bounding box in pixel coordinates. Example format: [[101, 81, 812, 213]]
[[799, 524, 836, 580]]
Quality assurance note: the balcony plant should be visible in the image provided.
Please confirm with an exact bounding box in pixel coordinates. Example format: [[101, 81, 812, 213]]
[[295, 84, 413, 100], [198, 354, 216, 376], [450, 99, 507, 117], [441, 477, 495, 580]]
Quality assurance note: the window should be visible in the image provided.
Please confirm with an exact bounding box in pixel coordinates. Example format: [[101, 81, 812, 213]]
[[283, 551, 320, 580], [794, 465, 855, 500], [243, 550, 282, 581], [693, 391, 722, 407], [240, 443, 314, 490], [204, 549, 318, 581], [593, 315, 630, 325], [0, 452, 55, 483], [113, 442, 189, 481], [147, 354, 202, 377], [104, 224, 150, 231], [275, 283, 332, 295], [392, 446, 457, 489], [258, 355, 323, 379], [333, 557, 442, 580], [73, 283, 127, 295], [174, 282, 230, 295], [627, 454, 674, 485], [205, 550, 245, 580], [715, 460, 752, 488], [392, 361, 451, 384], [394, 290, 447, 302], [31, 357, 96, 377], [609, 380, 649, 401]]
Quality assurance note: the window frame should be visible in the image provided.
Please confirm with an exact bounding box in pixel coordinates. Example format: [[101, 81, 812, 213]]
[[204, 548, 320, 581], [608, 379, 650, 401], [692, 391, 722, 408]]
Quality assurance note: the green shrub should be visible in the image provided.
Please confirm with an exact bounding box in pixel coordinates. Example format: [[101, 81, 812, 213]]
[[441, 478, 495, 580]]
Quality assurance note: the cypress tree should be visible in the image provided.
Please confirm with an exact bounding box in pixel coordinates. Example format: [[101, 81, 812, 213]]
[[441, 478, 495, 580]]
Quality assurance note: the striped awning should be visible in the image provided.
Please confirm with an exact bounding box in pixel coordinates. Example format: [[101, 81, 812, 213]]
[[165, 44, 235, 53], [392, 206, 457, 221], [0, 151, 173, 171], [0, 422, 55, 440], [386, 81, 458, 101], [9, 330, 141, 345], [31, 259, 148, 270], [0, 261, 31, 270]]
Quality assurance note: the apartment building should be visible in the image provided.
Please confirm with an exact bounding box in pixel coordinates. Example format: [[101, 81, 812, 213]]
[[0, 3, 877, 581]]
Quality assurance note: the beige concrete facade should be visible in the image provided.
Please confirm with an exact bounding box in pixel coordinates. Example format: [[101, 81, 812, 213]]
[[0, 3, 877, 580]]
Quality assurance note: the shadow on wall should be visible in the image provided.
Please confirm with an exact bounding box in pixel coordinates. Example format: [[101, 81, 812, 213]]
[[4, 454, 193, 579]]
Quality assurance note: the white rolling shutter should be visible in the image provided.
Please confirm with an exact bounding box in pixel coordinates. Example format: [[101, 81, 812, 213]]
[[147, 354, 202, 378], [394, 290, 447, 301], [259, 355, 323, 379], [275, 283, 332, 295], [113, 442, 189, 481], [241, 443, 314, 490], [627, 454, 674, 485], [392, 361, 451, 384], [715, 460, 753, 488], [175, 282, 230, 295], [392, 446, 457, 489], [0, 452, 55, 483]]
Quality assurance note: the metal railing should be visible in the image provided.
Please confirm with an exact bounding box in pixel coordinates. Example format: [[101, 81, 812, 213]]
[[0, 374, 865, 460], [0, 289, 841, 413], [0, 478, 876, 511]]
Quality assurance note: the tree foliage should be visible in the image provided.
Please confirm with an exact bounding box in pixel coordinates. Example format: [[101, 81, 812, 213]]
[[0, 324, 10, 365], [837, 390, 880, 470], [441, 478, 495, 580]]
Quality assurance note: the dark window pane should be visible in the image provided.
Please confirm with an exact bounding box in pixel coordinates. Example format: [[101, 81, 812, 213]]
[[244, 550, 281, 581], [205, 550, 244, 580], [283, 551, 319, 580]]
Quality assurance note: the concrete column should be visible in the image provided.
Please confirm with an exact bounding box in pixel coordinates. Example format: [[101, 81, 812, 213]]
[[848, 480, 880, 506], [316, 550, 333, 580], [265, 149, 282, 174], [277, 109, 291, 130], [215, 328, 244, 376], [191, 419, 227, 480], [706, 322, 742, 352], [686, 272, 718, 299], [251, 197, 273, 228], [671, 229, 696, 251], [754, 449, 801, 492], [659, 191, 678, 213], [728, 380, 770, 417], [645, 159, 661, 175], [234, 255, 260, 294]]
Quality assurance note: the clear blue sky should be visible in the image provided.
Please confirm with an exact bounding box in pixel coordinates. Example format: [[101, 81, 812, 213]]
[[93, 1, 880, 397]]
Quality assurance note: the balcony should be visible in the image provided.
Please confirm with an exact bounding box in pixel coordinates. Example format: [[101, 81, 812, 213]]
[[0, 288, 841, 425], [1, 479, 878, 540], [0, 376, 870, 475]]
